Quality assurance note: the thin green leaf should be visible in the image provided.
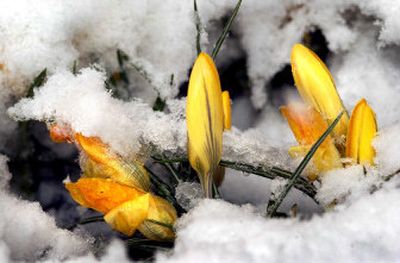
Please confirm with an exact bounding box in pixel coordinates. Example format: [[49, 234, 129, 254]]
[[194, 0, 202, 54], [79, 215, 104, 225], [211, 0, 242, 59], [27, 69, 47, 98], [266, 111, 344, 217]]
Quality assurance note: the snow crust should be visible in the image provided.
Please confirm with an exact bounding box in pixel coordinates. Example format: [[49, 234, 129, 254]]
[[1, 0, 400, 262], [158, 181, 400, 263]]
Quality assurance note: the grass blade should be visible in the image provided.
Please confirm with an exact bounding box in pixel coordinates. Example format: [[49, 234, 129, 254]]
[[194, 0, 202, 55], [211, 0, 242, 59], [266, 111, 344, 217]]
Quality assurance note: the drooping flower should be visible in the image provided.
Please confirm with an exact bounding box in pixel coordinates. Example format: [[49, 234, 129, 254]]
[[49, 128, 176, 240], [186, 52, 224, 197], [346, 98, 377, 165], [291, 43, 349, 147], [281, 103, 342, 180]]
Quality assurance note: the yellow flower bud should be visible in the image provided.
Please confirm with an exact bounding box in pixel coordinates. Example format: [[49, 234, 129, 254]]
[[346, 98, 377, 165], [186, 52, 224, 197], [291, 43, 349, 146]]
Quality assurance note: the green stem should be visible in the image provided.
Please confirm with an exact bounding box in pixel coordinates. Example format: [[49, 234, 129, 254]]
[[266, 111, 344, 217]]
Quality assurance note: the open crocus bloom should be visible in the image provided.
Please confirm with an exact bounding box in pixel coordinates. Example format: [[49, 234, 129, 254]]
[[49, 125, 176, 240], [282, 44, 378, 180], [281, 103, 342, 180], [186, 52, 231, 197]]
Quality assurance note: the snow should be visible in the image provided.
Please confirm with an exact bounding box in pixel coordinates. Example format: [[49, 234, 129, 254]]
[[1, 0, 400, 262], [158, 179, 400, 263]]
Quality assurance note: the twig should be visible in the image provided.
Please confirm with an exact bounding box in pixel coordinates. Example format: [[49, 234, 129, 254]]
[[151, 155, 318, 202], [266, 111, 344, 217]]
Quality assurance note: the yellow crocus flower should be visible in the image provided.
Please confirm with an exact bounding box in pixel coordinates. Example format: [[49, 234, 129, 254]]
[[281, 103, 342, 180], [66, 178, 177, 240], [186, 52, 224, 197], [49, 129, 177, 241], [291, 43, 349, 146], [346, 98, 377, 165]]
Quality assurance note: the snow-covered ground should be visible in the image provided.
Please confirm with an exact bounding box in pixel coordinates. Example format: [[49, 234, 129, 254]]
[[1, 0, 400, 262]]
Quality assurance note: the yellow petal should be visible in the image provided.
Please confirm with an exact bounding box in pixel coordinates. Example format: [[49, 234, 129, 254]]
[[138, 194, 177, 241], [282, 103, 342, 179], [222, 91, 232, 130], [65, 178, 144, 214], [104, 194, 150, 236], [186, 52, 223, 197], [75, 134, 150, 191], [346, 98, 377, 165], [291, 43, 349, 145], [289, 144, 342, 181]]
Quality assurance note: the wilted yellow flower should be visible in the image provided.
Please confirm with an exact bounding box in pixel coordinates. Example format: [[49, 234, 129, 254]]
[[66, 178, 176, 240], [55, 131, 177, 241], [281, 103, 342, 180], [346, 98, 377, 165], [291, 43, 349, 146], [186, 52, 224, 197]]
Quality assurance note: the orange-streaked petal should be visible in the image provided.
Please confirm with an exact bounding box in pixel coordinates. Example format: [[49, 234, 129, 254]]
[[291, 43, 349, 145], [282, 103, 342, 179], [222, 91, 232, 130], [104, 194, 150, 236], [74, 134, 150, 191], [65, 178, 145, 214], [138, 194, 177, 241], [280, 103, 333, 147], [346, 98, 377, 165], [48, 124, 73, 143], [186, 52, 224, 197]]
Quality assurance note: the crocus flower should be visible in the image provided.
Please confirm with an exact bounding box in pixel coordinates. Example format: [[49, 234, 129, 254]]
[[291, 44, 349, 147], [49, 128, 176, 240], [281, 103, 342, 180], [346, 98, 377, 165], [186, 52, 224, 197]]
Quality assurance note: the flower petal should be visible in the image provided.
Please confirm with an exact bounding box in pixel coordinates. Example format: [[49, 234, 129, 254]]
[[346, 98, 377, 165], [104, 194, 150, 236], [222, 90, 232, 130], [291, 43, 349, 145], [75, 134, 150, 191], [138, 194, 177, 241], [186, 52, 223, 197], [65, 178, 144, 214], [282, 103, 342, 179]]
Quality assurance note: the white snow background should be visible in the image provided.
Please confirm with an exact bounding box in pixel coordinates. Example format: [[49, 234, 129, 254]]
[[0, 0, 400, 262]]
